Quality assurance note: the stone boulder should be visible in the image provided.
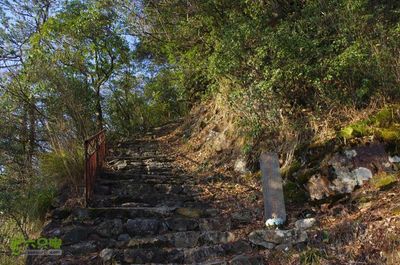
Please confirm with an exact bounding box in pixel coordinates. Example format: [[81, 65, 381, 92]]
[[96, 219, 123, 238], [307, 143, 392, 200], [125, 218, 167, 236], [234, 157, 250, 174], [99, 248, 114, 262], [248, 228, 307, 250], [294, 218, 316, 230]]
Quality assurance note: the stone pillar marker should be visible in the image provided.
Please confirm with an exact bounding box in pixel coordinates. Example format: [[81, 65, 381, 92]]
[[259, 152, 286, 222]]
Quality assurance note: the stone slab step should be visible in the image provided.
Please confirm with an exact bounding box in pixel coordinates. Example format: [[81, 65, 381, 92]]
[[121, 216, 232, 236], [55, 218, 233, 250], [98, 172, 190, 179], [107, 156, 174, 162], [109, 165, 174, 172], [94, 196, 209, 208], [101, 170, 180, 177], [71, 207, 219, 220], [99, 173, 188, 183], [95, 183, 200, 197], [108, 158, 173, 165], [119, 230, 235, 249], [107, 155, 172, 161], [111, 240, 253, 264], [92, 194, 200, 207], [95, 182, 190, 191], [96, 179, 192, 189], [110, 163, 174, 171], [109, 151, 165, 158]]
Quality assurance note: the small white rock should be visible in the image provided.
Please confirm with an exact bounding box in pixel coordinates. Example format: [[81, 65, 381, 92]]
[[265, 218, 284, 227], [383, 162, 392, 168], [352, 167, 373, 185], [234, 158, 249, 173], [389, 155, 400, 163], [344, 149, 357, 159], [99, 248, 113, 261], [295, 218, 316, 230], [116, 160, 128, 170]]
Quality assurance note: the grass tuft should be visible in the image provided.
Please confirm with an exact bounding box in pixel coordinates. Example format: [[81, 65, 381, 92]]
[[300, 247, 326, 265]]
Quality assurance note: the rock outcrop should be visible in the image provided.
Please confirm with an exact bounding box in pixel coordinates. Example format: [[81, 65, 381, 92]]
[[307, 143, 396, 200]]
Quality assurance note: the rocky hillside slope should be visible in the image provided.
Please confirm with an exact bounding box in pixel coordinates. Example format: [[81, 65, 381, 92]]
[[163, 105, 400, 265], [30, 104, 400, 265]]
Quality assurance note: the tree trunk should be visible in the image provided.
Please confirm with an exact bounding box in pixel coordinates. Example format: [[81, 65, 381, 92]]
[[95, 88, 103, 131], [19, 104, 29, 180], [27, 102, 36, 169]]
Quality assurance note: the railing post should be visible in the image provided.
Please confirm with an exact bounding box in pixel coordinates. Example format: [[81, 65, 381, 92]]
[[84, 129, 106, 207], [84, 140, 89, 206]]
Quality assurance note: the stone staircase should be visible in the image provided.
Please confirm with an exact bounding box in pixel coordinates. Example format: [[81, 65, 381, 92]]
[[29, 131, 264, 264]]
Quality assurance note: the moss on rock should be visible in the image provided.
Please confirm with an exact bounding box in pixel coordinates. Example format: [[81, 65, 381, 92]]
[[339, 105, 400, 142], [376, 126, 400, 142], [371, 173, 398, 190]]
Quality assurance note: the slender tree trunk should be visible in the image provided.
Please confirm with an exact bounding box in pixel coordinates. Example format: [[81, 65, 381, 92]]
[[21, 105, 28, 155], [95, 88, 103, 131], [27, 102, 36, 170], [20, 104, 28, 179]]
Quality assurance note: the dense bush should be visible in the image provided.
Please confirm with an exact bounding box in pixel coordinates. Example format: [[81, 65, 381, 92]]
[[138, 0, 400, 157]]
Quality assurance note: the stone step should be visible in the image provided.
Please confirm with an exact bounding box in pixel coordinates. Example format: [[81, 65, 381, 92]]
[[114, 141, 161, 148], [92, 194, 201, 208], [107, 166, 175, 175], [118, 230, 236, 249], [55, 216, 232, 241], [108, 161, 174, 168], [96, 181, 188, 188], [116, 169, 175, 175], [108, 157, 173, 164], [107, 157, 174, 164], [184, 240, 254, 264], [53, 218, 233, 252], [71, 207, 219, 220], [112, 240, 253, 264], [123, 218, 231, 238], [94, 182, 199, 195], [99, 173, 188, 183], [117, 168, 176, 175], [109, 151, 166, 158], [107, 155, 172, 161], [95, 197, 208, 208], [108, 161, 174, 170], [29, 252, 102, 265]]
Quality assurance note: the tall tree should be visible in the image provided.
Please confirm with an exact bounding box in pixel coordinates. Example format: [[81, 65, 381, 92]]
[[29, 0, 130, 132]]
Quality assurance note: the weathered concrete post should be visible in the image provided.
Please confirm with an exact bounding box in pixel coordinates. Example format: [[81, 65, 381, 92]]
[[259, 152, 286, 223]]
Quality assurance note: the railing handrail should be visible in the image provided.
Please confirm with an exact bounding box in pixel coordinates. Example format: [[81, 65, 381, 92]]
[[85, 129, 106, 145], [84, 129, 106, 206]]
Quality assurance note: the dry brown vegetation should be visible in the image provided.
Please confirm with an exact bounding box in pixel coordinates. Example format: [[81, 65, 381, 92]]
[[157, 98, 400, 265]]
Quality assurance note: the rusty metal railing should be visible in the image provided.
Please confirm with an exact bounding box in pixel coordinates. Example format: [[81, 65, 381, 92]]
[[84, 129, 106, 206]]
